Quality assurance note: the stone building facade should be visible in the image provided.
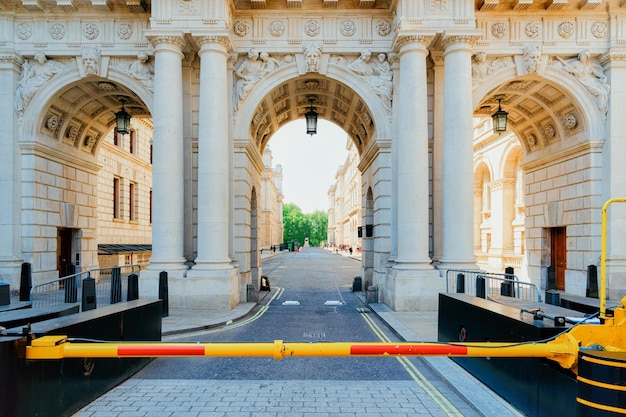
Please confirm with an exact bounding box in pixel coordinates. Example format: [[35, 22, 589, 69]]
[[2, 1, 626, 311], [327, 138, 362, 252]]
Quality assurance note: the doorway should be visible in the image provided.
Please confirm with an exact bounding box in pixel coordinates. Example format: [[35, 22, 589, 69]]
[[550, 227, 566, 290], [57, 228, 78, 277]]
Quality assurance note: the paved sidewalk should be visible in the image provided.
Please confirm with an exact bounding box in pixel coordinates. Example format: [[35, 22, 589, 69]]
[[157, 298, 523, 417]]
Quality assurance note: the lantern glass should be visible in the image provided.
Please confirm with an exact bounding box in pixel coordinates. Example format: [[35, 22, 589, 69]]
[[115, 102, 131, 135], [491, 99, 508, 134], [305, 109, 317, 136]]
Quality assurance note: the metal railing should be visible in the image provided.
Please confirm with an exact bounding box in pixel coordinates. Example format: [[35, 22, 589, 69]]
[[30, 265, 141, 311], [445, 269, 543, 303]]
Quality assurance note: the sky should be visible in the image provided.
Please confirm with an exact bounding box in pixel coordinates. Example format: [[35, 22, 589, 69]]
[[267, 119, 349, 214]]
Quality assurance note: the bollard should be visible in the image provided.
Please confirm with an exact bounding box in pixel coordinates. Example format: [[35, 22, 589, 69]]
[[0, 282, 9, 306], [82, 276, 96, 311], [456, 273, 465, 293], [545, 289, 560, 306], [365, 285, 378, 306], [500, 281, 513, 297], [19, 262, 32, 302], [504, 266, 515, 297], [586, 265, 598, 298], [64, 275, 78, 303], [127, 274, 139, 301], [475, 275, 486, 299], [110, 267, 122, 304], [159, 271, 169, 317], [547, 265, 557, 290], [260, 275, 271, 291]]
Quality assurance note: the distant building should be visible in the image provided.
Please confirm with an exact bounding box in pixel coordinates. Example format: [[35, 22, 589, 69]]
[[97, 121, 154, 270], [260, 147, 284, 251], [327, 139, 361, 252]]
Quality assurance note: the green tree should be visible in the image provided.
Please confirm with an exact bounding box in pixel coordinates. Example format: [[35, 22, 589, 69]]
[[282, 204, 328, 248], [308, 210, 328, 246]]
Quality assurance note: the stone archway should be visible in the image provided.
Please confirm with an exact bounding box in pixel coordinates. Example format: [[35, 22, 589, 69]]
[[230, 61, 393, 299]]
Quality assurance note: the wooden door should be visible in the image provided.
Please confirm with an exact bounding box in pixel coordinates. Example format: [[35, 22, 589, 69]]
[[57, 228, 72, 278], [551, 227, 566, 290]]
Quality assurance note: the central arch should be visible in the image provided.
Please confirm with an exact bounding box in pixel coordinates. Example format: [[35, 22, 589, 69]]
[[231, 62, 392, 301]]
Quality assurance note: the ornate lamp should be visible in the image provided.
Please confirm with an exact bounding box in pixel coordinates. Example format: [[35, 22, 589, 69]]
[[115, 98, 131, 135], [305, 97, 318, 136], [491, 97, 508, 134]]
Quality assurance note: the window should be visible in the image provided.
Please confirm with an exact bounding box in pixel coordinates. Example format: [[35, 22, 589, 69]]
[[150, 142, 153, 164], [129, 130, 137, 155], [113, 177, 120, 219], [113, 131, 120, 147], [149, 189, 153, 224], [129, 182, 137, 221]]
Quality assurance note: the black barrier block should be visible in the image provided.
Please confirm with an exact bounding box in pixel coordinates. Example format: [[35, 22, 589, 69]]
[[352, 276, 362, 292], [19, 262, 32, 302], [127, 274, 139, 301], [82, 277, 96, 311], [1, 300, 162, 417], [438, 293, 576, 417], [159, 271, 169, 317], [456, 273, 465, 293]]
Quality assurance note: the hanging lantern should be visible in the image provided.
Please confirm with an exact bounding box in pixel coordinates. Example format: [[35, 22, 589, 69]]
[[305, 97, 318, 136], [115, 98, 131, 135], [491, 97, 508, 134]]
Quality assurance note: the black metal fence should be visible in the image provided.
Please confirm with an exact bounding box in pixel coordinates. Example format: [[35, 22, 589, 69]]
[[29, 265, 141, 311], [445, 269, 543, 303]]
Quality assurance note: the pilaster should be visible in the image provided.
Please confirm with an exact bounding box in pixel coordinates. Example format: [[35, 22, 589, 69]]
[[0, 53, 25, 288]]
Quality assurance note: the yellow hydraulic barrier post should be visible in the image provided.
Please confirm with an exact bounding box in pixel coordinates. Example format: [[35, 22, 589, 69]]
[[600, 198, 626, 320]]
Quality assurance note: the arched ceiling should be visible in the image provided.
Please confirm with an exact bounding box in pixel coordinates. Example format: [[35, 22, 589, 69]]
[[474, 78, 582, 155], [250, 76, 375, 154], [41, 80, 151, 155]]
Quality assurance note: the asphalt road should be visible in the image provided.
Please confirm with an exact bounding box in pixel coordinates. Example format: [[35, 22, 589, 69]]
[[127, 247, 482, 416]]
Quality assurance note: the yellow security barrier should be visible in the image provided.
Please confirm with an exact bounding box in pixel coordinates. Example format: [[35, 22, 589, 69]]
[[26, 333, 579, 369]]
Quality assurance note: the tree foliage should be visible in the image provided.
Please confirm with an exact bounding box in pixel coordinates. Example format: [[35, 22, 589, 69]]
[[282, 203, 328, 247]]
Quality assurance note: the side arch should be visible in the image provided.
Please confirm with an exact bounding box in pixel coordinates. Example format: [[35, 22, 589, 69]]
[[472, 64, 606, 154]]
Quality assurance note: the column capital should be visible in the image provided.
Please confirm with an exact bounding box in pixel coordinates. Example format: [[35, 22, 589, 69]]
[[146, 33, 186, 51], [393, 34, 432, 55], [193, 35, 233, 54], [440, 30, 482, 54]]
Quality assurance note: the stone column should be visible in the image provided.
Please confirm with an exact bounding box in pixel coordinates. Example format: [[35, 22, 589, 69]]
[[440, 34, 478, 270], [603, 53, 626, 298], [186, 37, 238, 310], [0, 54, 24, 288], [387, 36, 441, 312], [146, 36, 187, 273], [394, 36, 432, 268], [193, 37, 233, 267]]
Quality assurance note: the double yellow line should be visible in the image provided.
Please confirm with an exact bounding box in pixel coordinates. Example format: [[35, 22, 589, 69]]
[[359, 310, 464, 417], [165, 287, 285, 340]]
